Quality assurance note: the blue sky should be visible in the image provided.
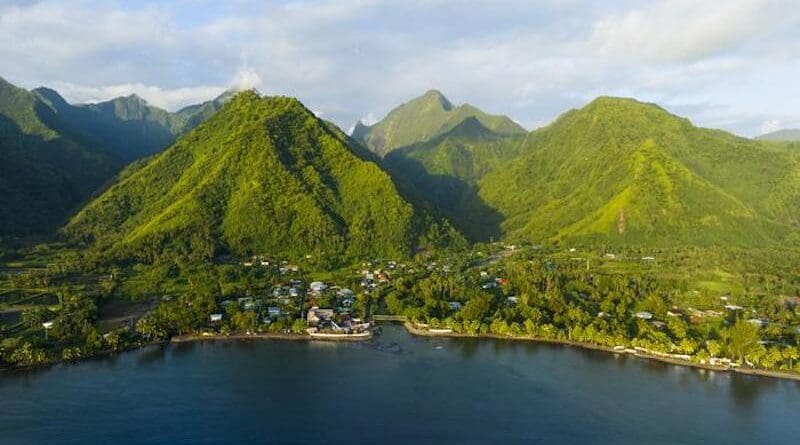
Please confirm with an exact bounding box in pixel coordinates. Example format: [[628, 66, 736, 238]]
[[1, 0, 798, 136]]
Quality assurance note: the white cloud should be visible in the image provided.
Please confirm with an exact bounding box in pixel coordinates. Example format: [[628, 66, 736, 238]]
[[228, 66, 263, 91], [590, 0, 799, 62], [359, 113, 379, 126], [759, 120, 783, 136]]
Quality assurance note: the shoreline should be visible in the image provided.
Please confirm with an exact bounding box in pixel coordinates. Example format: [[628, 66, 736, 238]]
[[401, 322, 800, 382], [170, 330, 372, 343], [4, 325, 798, 382]]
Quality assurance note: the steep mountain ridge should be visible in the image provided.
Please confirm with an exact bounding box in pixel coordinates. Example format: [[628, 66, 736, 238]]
[[352, 90, 526, 156], [67, 92, 462, 264], [0, 76, 230, 237], [478, 97, 800, 246], [0, 77, 117, 236]]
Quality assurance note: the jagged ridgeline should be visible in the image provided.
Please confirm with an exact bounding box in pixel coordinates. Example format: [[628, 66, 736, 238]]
[[352, 89, 526, 156], [67, 91, 463, 263], [0, 77, 117, 236], [479, 97, 800, 246]]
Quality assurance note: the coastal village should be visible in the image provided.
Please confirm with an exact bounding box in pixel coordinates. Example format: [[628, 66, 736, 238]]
[[3, 244, 800, 378]]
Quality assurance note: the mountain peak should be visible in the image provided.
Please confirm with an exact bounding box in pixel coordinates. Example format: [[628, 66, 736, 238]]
[[123, 93, 147, 104], [32, 87, 70, 109], [442, 115, 495, 139], [554, 96, 690, 132], [418, 89, 453, 110], [67, 91, 456, 264], [355, 91, 522, 156]]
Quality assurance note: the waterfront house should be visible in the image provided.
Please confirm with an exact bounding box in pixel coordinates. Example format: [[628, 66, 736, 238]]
[[307, 307, 335, 325]]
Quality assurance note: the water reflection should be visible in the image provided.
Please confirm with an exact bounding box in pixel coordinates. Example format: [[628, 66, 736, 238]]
[[135, 344, 167, 366]]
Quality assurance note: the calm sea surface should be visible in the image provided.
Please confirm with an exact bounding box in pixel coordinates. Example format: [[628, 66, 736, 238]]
[[1, 324, 799, 445]]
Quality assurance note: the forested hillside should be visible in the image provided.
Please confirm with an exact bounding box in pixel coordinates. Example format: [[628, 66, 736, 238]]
[[0, 77, 229, 237], [67, 91, 463, 265], [0, 77, 117, 236], [352, 90, 525, 156], [478, 97, 800, 246]]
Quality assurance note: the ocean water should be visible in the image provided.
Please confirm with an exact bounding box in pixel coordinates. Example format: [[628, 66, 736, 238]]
[[1, 325, 798, 444]]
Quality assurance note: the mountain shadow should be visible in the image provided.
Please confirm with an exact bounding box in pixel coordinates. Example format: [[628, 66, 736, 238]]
[[382, 151, 504, 242], [0, 114, 115, 236]]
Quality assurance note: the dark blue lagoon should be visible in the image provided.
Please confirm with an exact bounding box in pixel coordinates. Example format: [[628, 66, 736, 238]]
[[1, 325, 799, 445]]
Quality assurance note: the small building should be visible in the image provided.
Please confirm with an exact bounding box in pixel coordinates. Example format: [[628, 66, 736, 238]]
[[666, 308, 685, 317], [210, 313, 223, 322], [307, 307, 335, 325], [448, 301, 462, 311], [238, 297, 256, 310], [724, 304, 744, 311], [507, 296, 519, 305], [267, 307, 281, 318], [310, 281, 327, 293], [42, 321, 54, 329], [747, 318, 768, 328], [635, 311, 653, 320]]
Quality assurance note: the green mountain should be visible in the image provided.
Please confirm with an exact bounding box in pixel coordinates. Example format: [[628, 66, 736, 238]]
[[0, 77, 117, 237], [478, 97, 800, 246], [352, 90, 526, 156], [67, 91, 462, 264], [383, 117, 526, 241], [756, 129, 800, 142], [33, 87, 232, 161], [0, 76, 230, 238]]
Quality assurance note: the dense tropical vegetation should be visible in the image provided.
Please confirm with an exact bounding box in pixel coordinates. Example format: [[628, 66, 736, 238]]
[[66, 91, 463, 266], [0, 77, 231, 237]]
